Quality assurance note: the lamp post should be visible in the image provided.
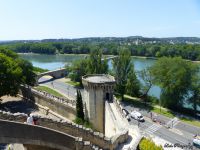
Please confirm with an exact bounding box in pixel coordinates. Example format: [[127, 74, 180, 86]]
[[67, 86, 69, 97], [159, 99, 161, 112]]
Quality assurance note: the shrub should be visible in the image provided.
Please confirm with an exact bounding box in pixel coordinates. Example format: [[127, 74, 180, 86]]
[[138, 138, 163, 150]]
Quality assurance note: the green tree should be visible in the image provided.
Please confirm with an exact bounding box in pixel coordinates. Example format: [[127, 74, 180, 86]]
[[87, 48, 108, 74], [126, 65, 141, 97], [67, 58, 89, 86], [189, 67, 200, 114], [150, 57, 199, 110], [0, 53, 22, 97], [139, 68, 154, 100], [112, 48, 132, 101], [0, 48, 36, 98], [67, 48, 108, 85], [76, 90, 84, 121], [17, 59, 36, 86]]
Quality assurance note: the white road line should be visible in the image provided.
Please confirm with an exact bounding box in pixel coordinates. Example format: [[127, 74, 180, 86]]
[[145, 124, 161, 134]]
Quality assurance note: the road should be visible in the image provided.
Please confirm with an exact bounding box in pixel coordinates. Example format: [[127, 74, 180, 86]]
[[123, 103, 200, 149], [38, 77, 84, 99]]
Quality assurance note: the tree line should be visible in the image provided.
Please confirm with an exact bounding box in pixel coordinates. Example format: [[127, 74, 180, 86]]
[[1, 41, 200, 61], [68, 48, 200, 116]]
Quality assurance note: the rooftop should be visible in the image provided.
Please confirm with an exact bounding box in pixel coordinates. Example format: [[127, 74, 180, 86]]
[[82, 74, 115, 84]]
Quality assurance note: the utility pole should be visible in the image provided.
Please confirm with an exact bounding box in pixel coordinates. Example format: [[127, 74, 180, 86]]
[[159, 100, 161, 112], [67, 86, 69, 97]]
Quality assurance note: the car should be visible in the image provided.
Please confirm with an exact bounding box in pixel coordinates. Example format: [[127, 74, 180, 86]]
[[130, 111, 145, 122], [193, 135, 200, 148]]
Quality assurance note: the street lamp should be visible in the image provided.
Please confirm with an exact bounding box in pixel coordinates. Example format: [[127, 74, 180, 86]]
[[159, 99, 161, 112], [67, 86, 69, 97]]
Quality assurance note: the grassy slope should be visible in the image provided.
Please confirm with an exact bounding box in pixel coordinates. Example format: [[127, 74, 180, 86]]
[[35, 86, 64, 97]]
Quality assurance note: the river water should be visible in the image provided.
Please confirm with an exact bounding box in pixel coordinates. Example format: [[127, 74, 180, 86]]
[[19, 53, 161, 98]]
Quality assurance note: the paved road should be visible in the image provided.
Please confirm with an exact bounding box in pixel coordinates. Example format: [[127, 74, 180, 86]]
[[39, 77, 84, 99], [123, 103, 199, 149]]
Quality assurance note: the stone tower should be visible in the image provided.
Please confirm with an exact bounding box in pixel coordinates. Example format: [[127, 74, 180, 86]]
[[82, 74, 115, 133]]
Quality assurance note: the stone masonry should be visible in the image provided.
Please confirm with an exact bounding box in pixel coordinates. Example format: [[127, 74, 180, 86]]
[[82, 74, 115, 134]]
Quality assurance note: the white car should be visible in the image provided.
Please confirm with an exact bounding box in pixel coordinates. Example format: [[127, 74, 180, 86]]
[[130, 111, 145, 122], [193, 135, 200, 148]]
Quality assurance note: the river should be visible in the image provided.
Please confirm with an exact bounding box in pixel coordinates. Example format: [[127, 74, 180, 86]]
[[19, 53, 161, 98]]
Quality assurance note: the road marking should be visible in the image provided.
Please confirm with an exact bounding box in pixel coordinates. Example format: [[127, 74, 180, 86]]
[[145, 124, 161, 134], [169, 128, 183, 136], [166, 117, 180, 128]]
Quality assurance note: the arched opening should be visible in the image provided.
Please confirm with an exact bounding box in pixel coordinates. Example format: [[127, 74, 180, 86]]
[[38, 75, 55, 84]]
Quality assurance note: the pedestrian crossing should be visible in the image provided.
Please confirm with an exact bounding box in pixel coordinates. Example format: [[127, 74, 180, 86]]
[[172, 117, 179, 127], [145, 124, 161, 134], [166, 117, 179, 128]]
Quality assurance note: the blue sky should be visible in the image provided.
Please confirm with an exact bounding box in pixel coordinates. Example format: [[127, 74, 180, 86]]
[[0, 0, 199, 40]]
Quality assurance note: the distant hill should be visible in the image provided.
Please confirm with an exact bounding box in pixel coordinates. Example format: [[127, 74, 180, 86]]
[[1, 36, 200, 44]]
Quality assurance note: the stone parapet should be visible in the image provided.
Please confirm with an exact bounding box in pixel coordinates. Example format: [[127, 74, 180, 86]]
[[0, 110, 128, 150], [19, 85, 76, 120], [82, 74, 115, 90]]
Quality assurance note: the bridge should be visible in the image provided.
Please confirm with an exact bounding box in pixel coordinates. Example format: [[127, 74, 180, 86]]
[[101, 56, 118, 61], [35, 56, 117, 85], [0, 119, 77, 150], [35, 68, 67, 85]]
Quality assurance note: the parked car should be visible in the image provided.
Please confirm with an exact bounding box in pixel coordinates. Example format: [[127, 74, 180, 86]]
[[130, 111, 145, 122], [122, 109, 131, 121], [193, 135, 200, 148]]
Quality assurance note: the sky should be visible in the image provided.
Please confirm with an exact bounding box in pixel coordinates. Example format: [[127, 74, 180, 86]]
[[0, 0, 200, 40]]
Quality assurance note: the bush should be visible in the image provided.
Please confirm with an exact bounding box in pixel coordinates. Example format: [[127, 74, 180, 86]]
[[74, 117, 84, 125], [74, 118, 93, 129], [146, 96, 159, 105], [138, 138, 163, 150]]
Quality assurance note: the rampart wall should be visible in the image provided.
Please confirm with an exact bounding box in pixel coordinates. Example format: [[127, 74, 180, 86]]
[[0, 110, 128, 150], [19, 86, 76, 120]]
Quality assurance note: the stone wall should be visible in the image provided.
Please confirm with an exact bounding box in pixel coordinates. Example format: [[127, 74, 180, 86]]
[[0, 110, 128, 150], [19, 86, 76, 120], [0, 119, 76, 150]]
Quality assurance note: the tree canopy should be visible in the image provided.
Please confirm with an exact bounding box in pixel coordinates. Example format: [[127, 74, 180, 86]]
[[76, 90, 84, 121], [0, 48, 35, 97], [1, 40, 200, 61], [112, 48, 136, 100], [67, 48, 108, 85], [150, 57, 200, 110]]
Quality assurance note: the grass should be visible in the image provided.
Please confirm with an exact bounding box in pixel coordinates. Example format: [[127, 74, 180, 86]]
[[35, 86, 64, 97], [65, 80, 81, 87], [180, 117, 200, 128], [152, 106, 175, 118], [121, 94, 200, 127]]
